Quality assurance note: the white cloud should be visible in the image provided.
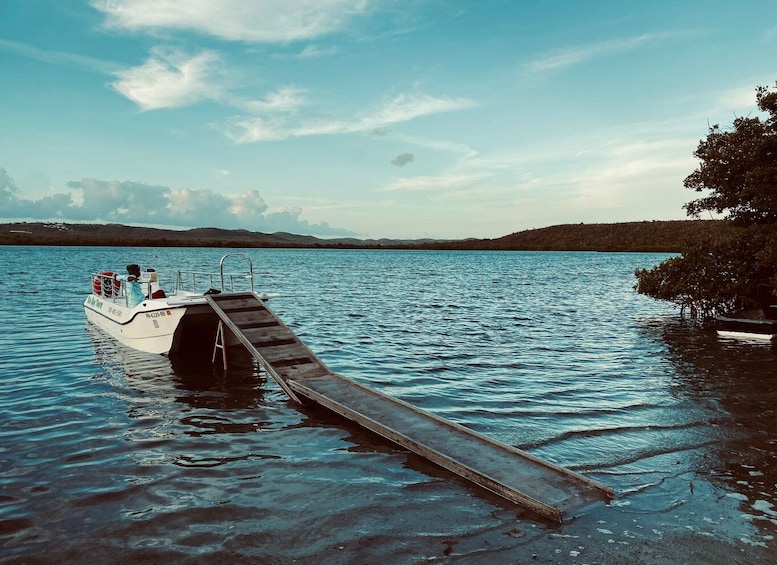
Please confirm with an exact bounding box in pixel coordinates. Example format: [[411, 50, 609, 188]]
[[94, 1, 473, 146], [0, 38, 117, 74], [382, 131, 479, 159], [92, 0, 370, 42], [1, 167, 19, 200], [229, 189, 270, 221], [383, 172, 491, 192], [564, 139, 695, 212], [718, 84, 764, 113], [167, 186, 230, 219], [367, 94, 474, 126], [298, 45, 338, 58], [526, 33, 669, 74], [113, 47, 223, 110], [238, 87, 308, 114], [224, 93, 475, 143], [222, 116, 289, 142]]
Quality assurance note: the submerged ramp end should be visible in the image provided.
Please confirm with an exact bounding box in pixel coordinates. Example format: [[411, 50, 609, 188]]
[[205, 292, 612, 522], [288, 372, 612, 523]]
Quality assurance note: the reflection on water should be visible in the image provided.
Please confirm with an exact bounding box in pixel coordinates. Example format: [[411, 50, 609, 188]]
[[1, 247, 775, 563], [656, 322, 777, 531]]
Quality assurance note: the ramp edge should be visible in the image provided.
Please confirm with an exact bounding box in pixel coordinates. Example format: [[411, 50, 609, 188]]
[[290, 377, 575, 522]]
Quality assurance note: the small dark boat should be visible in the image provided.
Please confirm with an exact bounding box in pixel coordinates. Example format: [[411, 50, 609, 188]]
[[716, 305, 777, 340]]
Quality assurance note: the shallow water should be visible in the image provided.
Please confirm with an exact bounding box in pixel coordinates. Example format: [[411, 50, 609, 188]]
[[1, 246, 775, 563]]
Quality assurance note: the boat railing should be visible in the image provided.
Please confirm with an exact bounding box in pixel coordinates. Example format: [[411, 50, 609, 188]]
[[90, 272, 130, 305], [220, 252, 254, 293], [90, 272, 159, 305], [173, 253, 255, 294], [90, 253, 256, 301]]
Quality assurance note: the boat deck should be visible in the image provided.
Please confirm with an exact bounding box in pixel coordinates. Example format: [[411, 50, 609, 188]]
[[205, 292, 612, 522]]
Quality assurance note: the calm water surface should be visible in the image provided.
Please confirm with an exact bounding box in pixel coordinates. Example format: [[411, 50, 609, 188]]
[[1, 246, 775, 563]]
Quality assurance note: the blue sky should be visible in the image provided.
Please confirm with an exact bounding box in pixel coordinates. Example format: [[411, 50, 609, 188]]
[[1, 1, 775, 239]]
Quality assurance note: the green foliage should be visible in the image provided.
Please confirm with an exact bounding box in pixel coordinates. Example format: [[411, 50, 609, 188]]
[[635, 226, 777, 318], [684, 82, 777, 225], [636, 82, 777, 319]]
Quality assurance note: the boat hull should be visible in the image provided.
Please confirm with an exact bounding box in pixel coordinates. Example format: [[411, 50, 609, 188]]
[[85, 254, 266, 356], [84, 294, 227, 355], [715, 315, 777, 341]]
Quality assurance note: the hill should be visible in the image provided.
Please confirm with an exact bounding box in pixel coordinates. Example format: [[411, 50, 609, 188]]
[[0, 220, 726, 252], [459, 220, 727, 252]]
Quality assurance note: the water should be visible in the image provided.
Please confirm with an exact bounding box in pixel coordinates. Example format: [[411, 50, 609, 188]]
[[1, 246, 775, 563]]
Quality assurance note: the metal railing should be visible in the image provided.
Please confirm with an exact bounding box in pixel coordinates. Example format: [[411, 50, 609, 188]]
[[220, 252, 254, 292], [173, 253, 255, 294], [91, 253, 256, 301], [90, 272, 128, 305]]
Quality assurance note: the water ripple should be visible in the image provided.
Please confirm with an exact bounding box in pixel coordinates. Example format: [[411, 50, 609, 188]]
[[1, 247, 775, 562]]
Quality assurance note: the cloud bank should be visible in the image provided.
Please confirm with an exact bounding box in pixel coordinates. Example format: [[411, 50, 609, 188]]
[[0, 168, 355, 236]]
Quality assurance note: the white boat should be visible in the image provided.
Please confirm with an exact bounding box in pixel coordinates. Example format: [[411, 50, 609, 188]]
[[715, 306, 777, 341], [84, 253, 275, 355]]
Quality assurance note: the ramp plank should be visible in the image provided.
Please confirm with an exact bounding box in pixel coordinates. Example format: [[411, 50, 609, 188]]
[[204, 292, 612, 522], [241, 326, 293, 342], [288, 372, 610, 521]]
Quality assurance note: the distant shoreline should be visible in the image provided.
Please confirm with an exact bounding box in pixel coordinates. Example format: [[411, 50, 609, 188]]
[[0, 219, 725, 253]]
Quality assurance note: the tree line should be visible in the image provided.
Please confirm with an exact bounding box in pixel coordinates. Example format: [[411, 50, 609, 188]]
[[2, 219, 722, 252]]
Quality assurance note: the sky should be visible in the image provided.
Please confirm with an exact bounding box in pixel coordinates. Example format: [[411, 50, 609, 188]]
[[1, 1, 776, 240]]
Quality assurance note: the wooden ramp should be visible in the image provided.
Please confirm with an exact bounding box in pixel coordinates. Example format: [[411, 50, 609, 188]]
[[205, 292, 612, 522]]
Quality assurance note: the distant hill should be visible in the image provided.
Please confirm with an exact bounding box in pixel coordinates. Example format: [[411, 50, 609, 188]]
[[0, 220, 727, 252], [451, 220, 728, 252]]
